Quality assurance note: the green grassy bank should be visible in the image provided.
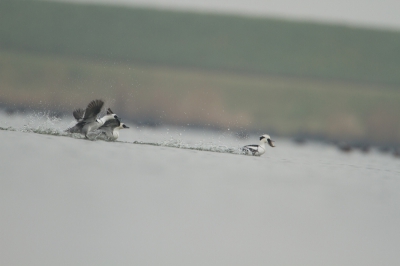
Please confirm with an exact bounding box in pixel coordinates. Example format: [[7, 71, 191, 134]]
[[1, 0, 400, 85], [1, 1, 400, 144]]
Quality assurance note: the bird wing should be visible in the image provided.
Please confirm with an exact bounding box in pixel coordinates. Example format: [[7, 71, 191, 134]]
[[66, 121, 86, 133], [99, 118, 120, 129], [72, 108, 85, 121], [107, 108, 114, 115], [244, 145, 258, 150], [83, 99, 104, 121], [242, 145, 259, 155]]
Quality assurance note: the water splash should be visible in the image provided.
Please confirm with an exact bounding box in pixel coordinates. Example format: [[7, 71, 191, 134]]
[[1, 111, 246, 155], [0, 126, 16, 131], [20, 111, 67, 136]]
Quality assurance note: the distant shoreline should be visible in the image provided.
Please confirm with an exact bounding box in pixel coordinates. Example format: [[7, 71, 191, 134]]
[[45, 0, 400, 31]]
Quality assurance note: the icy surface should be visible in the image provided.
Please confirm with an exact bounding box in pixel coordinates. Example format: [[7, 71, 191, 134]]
[[1, 111, 400, 265]]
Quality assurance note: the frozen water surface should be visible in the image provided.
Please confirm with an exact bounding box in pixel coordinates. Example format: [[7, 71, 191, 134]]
[[1, 111, 400, 266]]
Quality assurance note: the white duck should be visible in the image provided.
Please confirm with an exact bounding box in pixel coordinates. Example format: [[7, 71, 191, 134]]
[[242, 134, 275, 156], [93, 108, 129, 141]]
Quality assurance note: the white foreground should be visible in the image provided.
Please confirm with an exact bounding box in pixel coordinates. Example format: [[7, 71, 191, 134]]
[[1, 128, 400, 266]]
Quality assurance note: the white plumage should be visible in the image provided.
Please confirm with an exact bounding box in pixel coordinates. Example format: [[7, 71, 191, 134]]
[[92, 109, 129, 141], [66, 100, 119, 138], [242, 134, 275, 156]]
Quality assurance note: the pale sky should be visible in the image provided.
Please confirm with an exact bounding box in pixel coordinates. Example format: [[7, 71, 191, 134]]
[[48, 0, 400, 30]]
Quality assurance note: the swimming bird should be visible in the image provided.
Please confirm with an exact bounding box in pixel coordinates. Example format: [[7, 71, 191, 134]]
[[91, 108, 129, 141], [242, 134, 275, 156], [66, 100, 119, 138]]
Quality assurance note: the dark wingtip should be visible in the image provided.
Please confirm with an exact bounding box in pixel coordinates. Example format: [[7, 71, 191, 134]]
[[107, 108, 114, 115], [88, 99, 104, 107], [86, 99, 104, 111], [72, 109, 83, 121]]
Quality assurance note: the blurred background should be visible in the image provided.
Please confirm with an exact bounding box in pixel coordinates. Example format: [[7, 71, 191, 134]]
[[1, 0, 400, 145]]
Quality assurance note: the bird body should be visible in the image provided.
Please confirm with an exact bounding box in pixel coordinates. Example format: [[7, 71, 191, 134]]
[[81, 114, 117, 136], [66, 100, 118, 138], [242, 134, 275, 156], [93, 119, 129, 141], [242, 144, 266, 156]]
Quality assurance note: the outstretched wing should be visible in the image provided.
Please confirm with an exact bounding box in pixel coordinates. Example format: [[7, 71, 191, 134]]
[[72, 108, 85, 121], [83, 99, 104, 121]]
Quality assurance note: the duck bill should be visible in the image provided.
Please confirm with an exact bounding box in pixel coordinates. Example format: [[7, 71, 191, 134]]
[[267, 139, 275, 147]]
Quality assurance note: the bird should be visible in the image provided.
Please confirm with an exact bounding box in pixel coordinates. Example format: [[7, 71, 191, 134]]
[[66, 99, 119, 138], [89, 108, 129, 141], [242, 134, 275, 156]]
